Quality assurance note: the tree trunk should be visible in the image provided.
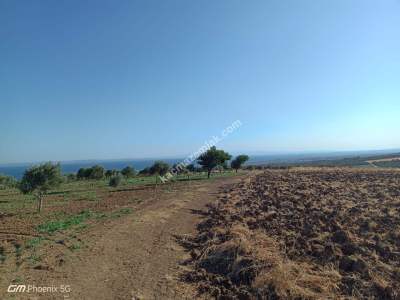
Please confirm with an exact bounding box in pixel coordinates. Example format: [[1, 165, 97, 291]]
[[154, 175, 158, 199], [207, 170, 211, 178], [236, 169, 238, 173], [37, 194, 43, 212]]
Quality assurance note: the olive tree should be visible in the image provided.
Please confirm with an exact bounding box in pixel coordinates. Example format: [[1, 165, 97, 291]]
[[77, 168, 88, 180], [0, 174, 17, 189], [149, 161, 170, 184], [105, 169, 113, 179], [139, 167, 150, 176], [197, 146, 231, 178], [88, 165, 104, 180], [121, 166, 136, 178], [19, 162, 63, 212], [186, 164, 196, 173], [231, 155, 250, 173]]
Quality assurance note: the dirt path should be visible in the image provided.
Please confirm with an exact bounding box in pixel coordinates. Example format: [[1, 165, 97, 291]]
[[24, 176, 245, 300]]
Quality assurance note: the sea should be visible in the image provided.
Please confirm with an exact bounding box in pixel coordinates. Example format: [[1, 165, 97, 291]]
[[1, 150, 398, 179]]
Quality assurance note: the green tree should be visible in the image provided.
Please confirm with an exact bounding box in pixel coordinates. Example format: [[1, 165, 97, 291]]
[[231, 155, 250, 173], [0, 174, 17, 189], [186, 164, 196, 172], [105, 169, 113, 178], [149, 161, 170, 184], [197, 146, 231, 178], [77, 168, 88, 180], [138, 167, 150, 176], [88, 165, 104, 180], [121, 166, 136, 178], [18, 162, 63, 212]]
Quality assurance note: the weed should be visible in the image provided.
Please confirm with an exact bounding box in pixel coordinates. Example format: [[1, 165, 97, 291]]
[[110, 208, 133, 218], [25, 237, 45, 249], [28, 253, 41, 264], [36, 210, 94, 234], [69, 243, 82, 251], [13, 242, 23, 267], [0, 246, 6, 263], [13, 276, 23, 284]]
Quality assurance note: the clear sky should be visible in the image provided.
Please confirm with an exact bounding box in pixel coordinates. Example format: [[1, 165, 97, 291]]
[[1, 0, 399, 164]]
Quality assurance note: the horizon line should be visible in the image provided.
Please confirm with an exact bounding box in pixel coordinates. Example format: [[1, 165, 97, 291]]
[[1, 147, 399, 167]]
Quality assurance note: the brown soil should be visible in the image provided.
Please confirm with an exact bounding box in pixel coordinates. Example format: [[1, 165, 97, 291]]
[[0, 175, 246, 300], [184, 168, 400, 299]]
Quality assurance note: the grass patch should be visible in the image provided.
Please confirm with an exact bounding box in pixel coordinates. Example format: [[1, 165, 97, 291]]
[[28, 252, 41, 264], [25, 237, 45, 249], [0, 171, 240, 215], [36, 210, 95, 234], [37, 208, 133, 235]]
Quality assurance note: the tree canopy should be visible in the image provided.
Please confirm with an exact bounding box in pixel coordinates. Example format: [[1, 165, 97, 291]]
[[138, 167, 150, 176], [149, 161, 170, 177], [121, 166, 136, 178], [19, 162, 63, 212], [19, 162, 62, 194], [231, 155, 250, 172], [76, 165, 105, 180], [186, 164, 196, 172], [0, 174, 17, 189], [197, 146, 231, 178]]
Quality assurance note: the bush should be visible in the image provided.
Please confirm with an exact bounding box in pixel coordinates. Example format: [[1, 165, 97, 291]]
[[0, 174, 17, 189], [109, 175, 122, 187]]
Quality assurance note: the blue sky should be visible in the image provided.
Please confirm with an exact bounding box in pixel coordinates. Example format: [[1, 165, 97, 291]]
[[1, 0, 399, 164]]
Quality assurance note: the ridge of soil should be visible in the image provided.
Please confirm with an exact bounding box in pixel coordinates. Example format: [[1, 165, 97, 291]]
[[183, 168, 400, 299]]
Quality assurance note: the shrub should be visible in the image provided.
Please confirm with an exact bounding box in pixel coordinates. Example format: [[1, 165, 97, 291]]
[[109, 175, 122, 187]]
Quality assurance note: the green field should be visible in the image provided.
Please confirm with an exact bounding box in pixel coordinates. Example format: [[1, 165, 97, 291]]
[[0, 171, 239, 215]]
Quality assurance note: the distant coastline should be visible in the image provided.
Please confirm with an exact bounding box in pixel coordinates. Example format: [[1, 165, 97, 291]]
[[1, 149, 399, 179]]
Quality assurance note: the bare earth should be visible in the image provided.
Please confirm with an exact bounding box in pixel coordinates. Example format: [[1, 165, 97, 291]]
[[4, 175, 246, 300]]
